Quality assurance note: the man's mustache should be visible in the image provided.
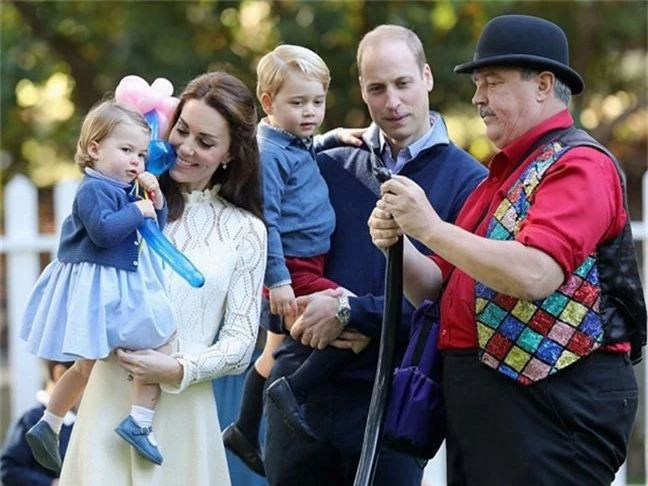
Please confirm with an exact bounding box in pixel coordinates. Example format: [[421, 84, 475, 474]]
[[479, 106, 495, 118]]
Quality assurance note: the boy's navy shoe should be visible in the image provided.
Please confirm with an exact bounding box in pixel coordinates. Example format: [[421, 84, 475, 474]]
[[115, 416, 163, 465], [265, 377, 317, 442], [222, 423, 265, 477], [26, 420, 62, 473]]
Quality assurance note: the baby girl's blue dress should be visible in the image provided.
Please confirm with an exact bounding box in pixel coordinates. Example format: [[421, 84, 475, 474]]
[[19, 171, 175, 361]]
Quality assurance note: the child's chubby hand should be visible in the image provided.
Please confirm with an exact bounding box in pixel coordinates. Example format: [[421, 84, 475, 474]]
[[134, 199, 157, 219], [269, 284, 298, 317], [336, 127, 367, 147], [138, 171, 164, 209]]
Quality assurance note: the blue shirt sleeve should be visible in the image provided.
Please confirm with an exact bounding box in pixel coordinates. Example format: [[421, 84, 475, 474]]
[[348, 294, 416, 342], [313, 129, 341, 153], [75, 181, 143, 248], [261, 149, 292, 288], [155, 200, 169, 231]]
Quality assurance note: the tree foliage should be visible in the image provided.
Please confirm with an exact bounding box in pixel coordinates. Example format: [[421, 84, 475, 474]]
[[1, 2, 647, 480], [2, 0, 646, 213]]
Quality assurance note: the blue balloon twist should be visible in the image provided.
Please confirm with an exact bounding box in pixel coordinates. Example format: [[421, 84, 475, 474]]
[[139, 219, 205, 288], [133, 112, 204, 287], [144, 111, 176, 176]]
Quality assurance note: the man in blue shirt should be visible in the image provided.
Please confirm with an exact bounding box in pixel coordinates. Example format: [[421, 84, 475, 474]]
[[263, 25, 488, 485]]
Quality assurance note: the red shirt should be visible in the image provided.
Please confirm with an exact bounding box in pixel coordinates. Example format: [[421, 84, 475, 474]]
[[434, 110, 627, 350]]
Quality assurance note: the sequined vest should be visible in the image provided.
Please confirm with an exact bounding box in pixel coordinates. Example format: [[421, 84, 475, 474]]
[[475, 127, 646, 385]]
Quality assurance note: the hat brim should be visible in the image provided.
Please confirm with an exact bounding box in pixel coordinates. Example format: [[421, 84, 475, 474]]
[[454, 54, 584, 95]]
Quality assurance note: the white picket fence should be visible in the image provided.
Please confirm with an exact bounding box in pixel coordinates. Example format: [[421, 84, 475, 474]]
[[2, 173, 647, 485]]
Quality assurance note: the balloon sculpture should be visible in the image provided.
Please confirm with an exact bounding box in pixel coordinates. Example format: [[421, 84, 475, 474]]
[[116, 75, 205, 288], [138, 218, 205, 288], [115, 75, 178, 175]]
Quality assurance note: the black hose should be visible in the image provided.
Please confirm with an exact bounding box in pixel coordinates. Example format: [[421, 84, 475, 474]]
[[353, 168, 403, 486]]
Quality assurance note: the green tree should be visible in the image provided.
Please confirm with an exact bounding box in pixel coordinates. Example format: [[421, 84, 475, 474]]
[[1, 1, 647, 481], [2, 0, 646, 208]]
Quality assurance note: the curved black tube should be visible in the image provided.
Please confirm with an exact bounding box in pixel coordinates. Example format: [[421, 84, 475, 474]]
[[354, 167, 403, 486]]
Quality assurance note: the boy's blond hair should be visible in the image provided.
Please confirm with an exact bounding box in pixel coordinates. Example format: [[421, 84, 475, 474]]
[[256, 44, 331, 102], [74, 99, 151, 170]]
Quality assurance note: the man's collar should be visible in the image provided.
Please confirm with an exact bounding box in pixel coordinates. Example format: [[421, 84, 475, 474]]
[[500, 109, 573, 163], [364, 111, 449, 156]]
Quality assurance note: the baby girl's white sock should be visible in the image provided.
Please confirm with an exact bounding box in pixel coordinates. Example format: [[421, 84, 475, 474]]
[[42, 410, 64, 435], [130, 405, 158, 446]]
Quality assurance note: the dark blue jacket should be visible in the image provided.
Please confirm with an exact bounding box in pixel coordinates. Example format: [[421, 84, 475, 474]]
[[271, 116, 488, 384], [57, 172, 168, 272], [0, 405, 73, 486]]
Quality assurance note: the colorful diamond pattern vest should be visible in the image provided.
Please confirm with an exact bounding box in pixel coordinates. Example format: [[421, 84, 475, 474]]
[[475, 141, 603, 385]]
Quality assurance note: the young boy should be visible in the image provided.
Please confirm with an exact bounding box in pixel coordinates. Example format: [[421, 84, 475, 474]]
[[1, 360, 76, 486], [222, 44, 365, 476]]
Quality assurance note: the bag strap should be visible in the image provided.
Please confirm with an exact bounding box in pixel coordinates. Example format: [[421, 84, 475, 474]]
[[440, 126, 571, 289], [408, 128, 574, 369], [410, 307, 436, 366]]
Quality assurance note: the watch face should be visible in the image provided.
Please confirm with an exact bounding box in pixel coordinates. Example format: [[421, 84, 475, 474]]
[[337, 298, 351, 325]]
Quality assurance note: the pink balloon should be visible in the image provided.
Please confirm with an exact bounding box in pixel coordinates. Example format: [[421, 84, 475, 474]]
[[115, 76, 147, 103], [115, 75, 177, 118], [135, 92, 158, 114], [151, 78, 174, 99], [157, 96, 180, 121], [115, 75, 157, 113], [116, 75, 149, 93], [156, 110, 170, 136]]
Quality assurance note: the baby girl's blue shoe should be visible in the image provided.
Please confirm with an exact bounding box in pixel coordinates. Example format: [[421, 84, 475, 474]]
[[26, 420, 62, 473], [115, 416, 163, 465]]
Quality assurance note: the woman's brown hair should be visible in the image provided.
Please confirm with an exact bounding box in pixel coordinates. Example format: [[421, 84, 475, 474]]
[[160, 72, 263, 222]]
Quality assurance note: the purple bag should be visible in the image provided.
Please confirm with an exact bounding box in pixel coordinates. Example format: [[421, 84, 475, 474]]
[[382, 299, 445, 459]]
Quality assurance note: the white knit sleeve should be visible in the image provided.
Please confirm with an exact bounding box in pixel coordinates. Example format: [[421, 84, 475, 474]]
[[161, 215, 267, 394]]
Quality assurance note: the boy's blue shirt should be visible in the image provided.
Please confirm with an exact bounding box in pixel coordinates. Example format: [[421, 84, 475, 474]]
[[57, 171, 168, 272], [258, 120, 337, 288]]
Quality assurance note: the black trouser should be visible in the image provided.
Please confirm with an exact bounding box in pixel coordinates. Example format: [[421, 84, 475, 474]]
[[263, 372, 425, 486], [443, 350, 638, 486]]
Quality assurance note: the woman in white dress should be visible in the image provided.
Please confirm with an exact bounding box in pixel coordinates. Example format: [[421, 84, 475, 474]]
[[59, 72, 267, 486]]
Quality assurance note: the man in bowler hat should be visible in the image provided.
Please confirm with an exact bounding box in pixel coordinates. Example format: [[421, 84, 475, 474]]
[[369, 14, 646, 485]]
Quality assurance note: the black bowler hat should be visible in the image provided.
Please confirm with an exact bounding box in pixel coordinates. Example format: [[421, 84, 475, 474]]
[[454, 15, 584, 94]]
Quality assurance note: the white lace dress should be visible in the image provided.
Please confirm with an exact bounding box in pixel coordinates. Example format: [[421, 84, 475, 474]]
[[60, 187, 267, 486]]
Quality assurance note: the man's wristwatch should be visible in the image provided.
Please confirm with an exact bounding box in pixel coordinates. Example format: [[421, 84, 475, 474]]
[[336, 295, 351, 327]]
